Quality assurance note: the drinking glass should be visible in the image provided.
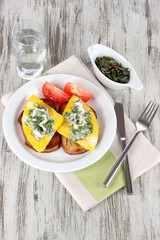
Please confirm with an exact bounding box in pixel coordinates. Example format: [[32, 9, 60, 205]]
[[11, 20, 46, 80]]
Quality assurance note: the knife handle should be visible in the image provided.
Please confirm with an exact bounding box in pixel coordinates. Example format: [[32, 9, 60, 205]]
[[124, 156, 133, 194], [103, 131, 140, 188], [122, 141, 133, 194]]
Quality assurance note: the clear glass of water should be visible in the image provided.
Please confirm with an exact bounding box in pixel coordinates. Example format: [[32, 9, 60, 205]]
[[11, 20, 46, 80]]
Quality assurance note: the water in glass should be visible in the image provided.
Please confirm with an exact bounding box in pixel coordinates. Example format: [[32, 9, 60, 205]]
[[12, 21, 46, 80]]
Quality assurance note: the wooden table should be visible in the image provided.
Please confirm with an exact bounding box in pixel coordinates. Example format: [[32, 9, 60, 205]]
[[0, 0, 160, 239]]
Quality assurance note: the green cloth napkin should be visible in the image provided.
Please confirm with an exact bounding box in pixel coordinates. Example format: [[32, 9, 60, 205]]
[[74, 150, 125, 202]]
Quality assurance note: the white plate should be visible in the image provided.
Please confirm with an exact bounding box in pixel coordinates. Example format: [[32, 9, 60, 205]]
[[3, 74, 116, 172]]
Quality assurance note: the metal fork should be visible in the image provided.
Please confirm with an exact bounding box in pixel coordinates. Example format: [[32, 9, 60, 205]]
[[103, 101, 159, 188]]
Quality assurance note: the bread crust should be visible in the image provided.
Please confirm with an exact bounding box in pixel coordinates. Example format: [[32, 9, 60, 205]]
[[18, 99, 60, 153], [61, 136, 87, 154]]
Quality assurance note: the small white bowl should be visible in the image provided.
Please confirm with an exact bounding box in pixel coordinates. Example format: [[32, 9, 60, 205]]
[[87, 44, 143, 90]]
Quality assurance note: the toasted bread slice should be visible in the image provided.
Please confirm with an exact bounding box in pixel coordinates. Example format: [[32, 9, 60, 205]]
[[59, 102, 97, 155], [18, 99, 61, 153], [61, 136, 87, 154]]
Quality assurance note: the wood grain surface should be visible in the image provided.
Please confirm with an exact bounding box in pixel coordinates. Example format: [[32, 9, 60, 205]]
[[0, 0, 160, 239]]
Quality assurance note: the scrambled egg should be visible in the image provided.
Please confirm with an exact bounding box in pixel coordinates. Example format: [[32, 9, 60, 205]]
[[57, 95, 98, 151], [22, 95, 63, 152]]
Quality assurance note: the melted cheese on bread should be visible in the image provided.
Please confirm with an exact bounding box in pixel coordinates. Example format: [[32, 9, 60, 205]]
[[22, 95, 63, 152], [57, 95, 98, 151]]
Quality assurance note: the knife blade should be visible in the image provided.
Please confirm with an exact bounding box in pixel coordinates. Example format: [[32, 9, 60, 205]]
[[114, 102, 133, 194]]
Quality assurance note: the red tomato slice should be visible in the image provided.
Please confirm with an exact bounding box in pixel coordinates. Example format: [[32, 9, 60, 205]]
[[42, 82, 70, 105], [64, 82, 93, 102]]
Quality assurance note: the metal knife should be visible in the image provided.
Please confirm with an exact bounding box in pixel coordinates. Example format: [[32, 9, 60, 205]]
[[114, 102, 133, 194]]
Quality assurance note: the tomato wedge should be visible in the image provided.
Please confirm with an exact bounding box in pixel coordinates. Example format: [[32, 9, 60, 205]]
[[42, 82, 70, 105], [64, 82, 93, 102]]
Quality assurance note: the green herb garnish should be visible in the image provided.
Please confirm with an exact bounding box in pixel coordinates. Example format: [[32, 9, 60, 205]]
[[95, 56, 130, 83], [25, 104, 54, 141], [64, 99, 93, 141]]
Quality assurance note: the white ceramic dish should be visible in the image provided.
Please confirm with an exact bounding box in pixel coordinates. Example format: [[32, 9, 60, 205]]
[[3, 74, 117, 172], [87, 44, 143, 90]]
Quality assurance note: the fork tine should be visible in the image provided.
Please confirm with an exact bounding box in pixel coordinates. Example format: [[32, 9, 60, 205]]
[[145, 102, 157, 119], [148, 104, 159, 123], [139, 101, 152, 119]]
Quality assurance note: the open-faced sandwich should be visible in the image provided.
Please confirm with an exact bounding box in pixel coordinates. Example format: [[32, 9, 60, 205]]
[[18, 95, 63, 152], [58, 96, 98, 154], [18, 82, 98, 155]]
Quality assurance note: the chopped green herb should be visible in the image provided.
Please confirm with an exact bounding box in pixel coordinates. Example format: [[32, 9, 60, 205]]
[[28, 109, 33, 115], [64, 99, 93, 141], [43, 120, 55, 129], [25, 103, 55, 141]]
